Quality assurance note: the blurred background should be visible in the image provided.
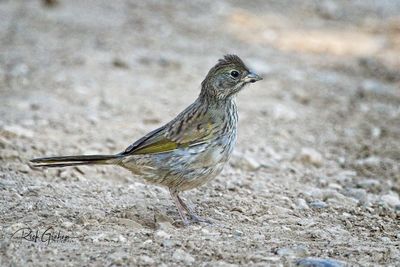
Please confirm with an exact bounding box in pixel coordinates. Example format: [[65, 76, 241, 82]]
[[1, 0, 399, 266]]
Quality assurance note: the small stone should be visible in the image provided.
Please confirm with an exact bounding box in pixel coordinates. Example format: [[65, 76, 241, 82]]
[[356, 179, 381, 192], [118, 235, 127, 243], [381, 193, 400, 208], [296, 257, 344, 267], [42, 0, 59, 7], [371, 127, 381, 139], [342, 188, 367, 203], [276, 247, 293, 256], [315, 0, 339, 20], [326, 194, 358, 208], [10, 63, 29, 77], [18, 164, 31, 173], [172, 249, 195, 264], [61, 221, 74, 229], [328, 183, 342, 190], [3, 125, 34, 138], [154, 230, 171, 241], [276, 246, 308, 257], [309, 200, 327, 209], [138, 255, 155, 265], [299, 148, 323, 167], [117, 218, 143, 229], [112, 58, 130, 69], [162, 239, 175, 248], [142, 239, 153, 246], [295, 198, 309, 210], [354, 157, 381, 168], [231, 152, 261, 171], [380, 237, 391, 243], [233, 230, 243, 237]]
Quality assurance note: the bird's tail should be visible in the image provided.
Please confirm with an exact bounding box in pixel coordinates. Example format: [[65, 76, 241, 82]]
[[30, 154, 121, 168]]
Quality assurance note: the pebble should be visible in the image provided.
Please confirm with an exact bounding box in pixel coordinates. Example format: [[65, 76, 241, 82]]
[[371, 127, 382, 139], [172, 249, 195, 264], [3, 125, 34, 138], [233, 229, 243, 237], [315, 0, 339, 20], [356, 179, 381, 192], [231, 152, 261, 171], [154, 230, 171, 241], [117, 218, 143, 229], [138, 255, 155, 265], [18, 164, 31, 174], [309, 200, 327, 209], [342, 188, 367, 203], [162, 239, 175, 248], [296, 257, 343, 267], [354, 156, 381, 168], [112, 58, 130, 69], [61, 221, 74, 229], [10, 63, 29, 77], [380, 193, 400, 209], [276, 245, 308, 257], [299, 148, 323, 167], [295, 198, 309, 210]]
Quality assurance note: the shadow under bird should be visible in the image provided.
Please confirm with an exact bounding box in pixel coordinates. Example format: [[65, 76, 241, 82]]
[[31, 54, 262, 225]]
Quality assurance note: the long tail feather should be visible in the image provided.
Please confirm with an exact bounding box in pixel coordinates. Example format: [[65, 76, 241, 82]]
[[30, 154, 120, 168]]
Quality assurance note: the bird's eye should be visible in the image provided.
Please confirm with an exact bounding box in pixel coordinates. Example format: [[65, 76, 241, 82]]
[[230, 70, 239, 78]]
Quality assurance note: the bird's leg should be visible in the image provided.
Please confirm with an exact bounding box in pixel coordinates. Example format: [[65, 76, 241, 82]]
[[177, 195, 212, 224], [169, 189, 190, 225]]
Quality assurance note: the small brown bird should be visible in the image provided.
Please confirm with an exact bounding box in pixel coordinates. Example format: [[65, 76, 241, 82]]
[[31, 55, 262, 225]]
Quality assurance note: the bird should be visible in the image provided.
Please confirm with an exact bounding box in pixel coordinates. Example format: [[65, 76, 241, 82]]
[[30, 54, 262, 225]]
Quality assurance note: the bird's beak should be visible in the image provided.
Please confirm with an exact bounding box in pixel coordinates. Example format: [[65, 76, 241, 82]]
[[242, 72, 263, 83]]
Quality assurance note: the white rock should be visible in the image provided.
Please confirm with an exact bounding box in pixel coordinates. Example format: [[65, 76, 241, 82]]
[[381, 193, 400, 208], [309, 200, 327, 209], [295, 198, 309, 210], [117, 218, 143, 229], [138, 255, 155, 265], [231, 152, 261, 171], [299, 148, 323, 167], [276, 245, 308, 257], [172, 249, 195, 264], [316, 0, 339, 19], [357, 179, 381, 191], [297, 257, 343, 267], [371, 127, 381, 138], [61, 221, 74, 229], [154, 230, 171, 241], [343, 188, 367, 203], [355, 157, 381, 168], [118, 235, 127, 243], [3, 125, 34, 138]]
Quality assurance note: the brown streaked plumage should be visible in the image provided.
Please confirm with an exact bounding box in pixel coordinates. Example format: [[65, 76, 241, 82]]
[[30, 55, 262, 225]]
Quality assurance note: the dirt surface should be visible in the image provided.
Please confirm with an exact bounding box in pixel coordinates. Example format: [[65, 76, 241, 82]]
[[1, 0, 399, 266]]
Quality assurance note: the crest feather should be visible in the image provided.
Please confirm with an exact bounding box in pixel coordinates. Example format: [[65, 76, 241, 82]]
[[218, 54, 246, 68]]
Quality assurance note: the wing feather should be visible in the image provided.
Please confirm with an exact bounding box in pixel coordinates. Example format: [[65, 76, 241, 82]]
[[120, 105, 215, 156]]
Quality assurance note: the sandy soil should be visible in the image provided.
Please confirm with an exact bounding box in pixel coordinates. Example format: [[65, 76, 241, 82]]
[[1, 0, 399, 266]]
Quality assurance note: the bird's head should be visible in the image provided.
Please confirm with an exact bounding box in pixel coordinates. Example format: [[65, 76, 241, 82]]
[[200, 54, 262, 101]]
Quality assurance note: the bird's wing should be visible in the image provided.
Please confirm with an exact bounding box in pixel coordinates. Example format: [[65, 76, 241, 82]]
[[120, 107, 215, 156]]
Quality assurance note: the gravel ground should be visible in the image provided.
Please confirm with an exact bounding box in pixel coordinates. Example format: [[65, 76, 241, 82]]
[[1, 0, 399, 266]]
